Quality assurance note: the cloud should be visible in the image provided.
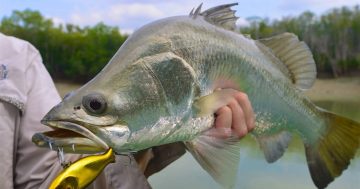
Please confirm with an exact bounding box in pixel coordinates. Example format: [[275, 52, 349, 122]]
[[107, 2, 166, 29], [70, 13, 88, 26], [63, 1, 234, 29], [236, 17, 250, 27], [279, 0, 360, 12], [64, 1, 254, 34], [62, 0, 359, 33], [67, 2, 168, 30], [120, 28, 135, 35], [49, 16, 66, 27], [109, 3, 165, 20]]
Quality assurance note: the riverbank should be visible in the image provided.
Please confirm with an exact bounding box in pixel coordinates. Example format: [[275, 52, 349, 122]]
[[55, 81, 82, 98], [304, 76, 360, 102]]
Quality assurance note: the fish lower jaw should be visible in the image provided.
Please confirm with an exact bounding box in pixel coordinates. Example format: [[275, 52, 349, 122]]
[[32, 131, 106, 154], [33, 120, 109, 153]]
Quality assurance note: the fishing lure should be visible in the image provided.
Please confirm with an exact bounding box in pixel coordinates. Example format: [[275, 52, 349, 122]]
[[49, 148, 115, 189]]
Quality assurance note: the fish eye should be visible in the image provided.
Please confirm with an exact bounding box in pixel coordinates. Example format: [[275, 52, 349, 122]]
[[82, 93, 107, 114]]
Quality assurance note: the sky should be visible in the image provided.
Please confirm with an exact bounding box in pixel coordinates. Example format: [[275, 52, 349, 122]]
[[1, 0, 359, 34]]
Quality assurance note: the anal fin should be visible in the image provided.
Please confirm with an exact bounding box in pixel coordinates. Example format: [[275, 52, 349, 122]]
[[256, 131, 292, 163], [185, 134, 241, 189]]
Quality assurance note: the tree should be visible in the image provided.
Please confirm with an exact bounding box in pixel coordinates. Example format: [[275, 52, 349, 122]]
[[240, 5, 360, 77], [1, 9, 127, 82]]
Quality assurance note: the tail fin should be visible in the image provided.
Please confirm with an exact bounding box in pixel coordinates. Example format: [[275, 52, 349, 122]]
[[305, 110, 360, 189]]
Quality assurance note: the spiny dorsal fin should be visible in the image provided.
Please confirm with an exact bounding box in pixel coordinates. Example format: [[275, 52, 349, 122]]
[[257, 33, 317, 90], [190, 3, 239, 31]]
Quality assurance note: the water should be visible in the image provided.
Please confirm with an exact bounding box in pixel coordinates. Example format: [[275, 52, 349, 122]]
[[148, 100, 360, 189]]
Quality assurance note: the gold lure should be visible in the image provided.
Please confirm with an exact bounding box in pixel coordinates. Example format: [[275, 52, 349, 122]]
[[49, 148, 115, 189]]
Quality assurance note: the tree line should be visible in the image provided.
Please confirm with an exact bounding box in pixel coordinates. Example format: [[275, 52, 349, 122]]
[[1, 6, 359, 82], [241, 5, 360, 77], [0, 10, 127, 82]]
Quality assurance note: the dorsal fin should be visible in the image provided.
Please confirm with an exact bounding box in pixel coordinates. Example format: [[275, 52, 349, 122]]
[[190, 3, 239, 31], [257, 33, 317, 90]]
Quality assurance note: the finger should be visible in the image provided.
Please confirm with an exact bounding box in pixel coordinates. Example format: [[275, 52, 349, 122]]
[[228, 99, 248, 138], [210, 106, 233, 138], [214, 106, 232, 129], [234, 92, 255, 131], [205, 127, 232, 138]]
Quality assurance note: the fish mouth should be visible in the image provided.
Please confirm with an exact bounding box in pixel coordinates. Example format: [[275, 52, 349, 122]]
[[32, 120, 109, 154]]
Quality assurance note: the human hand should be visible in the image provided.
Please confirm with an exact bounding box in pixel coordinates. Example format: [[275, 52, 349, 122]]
[[134, 142, 186, 178], [207, 91, 255, 138], [135, 91, 255, 176]]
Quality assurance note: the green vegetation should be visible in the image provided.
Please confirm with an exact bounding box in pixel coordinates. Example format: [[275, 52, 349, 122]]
[[0, 10, 127, 82], [1, 6, 360, 82], [241, 6, 360, 77]]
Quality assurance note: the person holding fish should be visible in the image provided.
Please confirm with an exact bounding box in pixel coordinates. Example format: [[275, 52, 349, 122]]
[[0, 32, 254, 188]]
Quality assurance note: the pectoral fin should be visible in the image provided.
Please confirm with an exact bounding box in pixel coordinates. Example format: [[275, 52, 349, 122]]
[[190, 89, 244, 188], [185, 134, 241, 189], [192, 89, 240, 117]]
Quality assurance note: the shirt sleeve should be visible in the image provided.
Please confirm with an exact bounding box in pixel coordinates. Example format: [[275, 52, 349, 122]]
[[12, 42, 77, 188], [0, 102, 20, 189]]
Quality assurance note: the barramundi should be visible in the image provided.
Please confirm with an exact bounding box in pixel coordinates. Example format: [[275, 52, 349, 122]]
[[32, 3, 360, 189]]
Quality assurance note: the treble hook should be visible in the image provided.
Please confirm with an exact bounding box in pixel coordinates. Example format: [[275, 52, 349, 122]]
[[57, 147, 71, 168]]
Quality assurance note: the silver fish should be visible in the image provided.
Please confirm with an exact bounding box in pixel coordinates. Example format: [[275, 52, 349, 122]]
[[32, 3, 360, 189]]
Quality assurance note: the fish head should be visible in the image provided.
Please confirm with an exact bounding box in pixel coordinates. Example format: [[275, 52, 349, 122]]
[[33, 24, 198, 154], [32, 82, 131, 154], [33, 55, 191, 154]]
